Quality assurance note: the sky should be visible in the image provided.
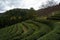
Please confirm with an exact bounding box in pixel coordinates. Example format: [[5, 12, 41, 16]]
[[0, 0, 60, 13]]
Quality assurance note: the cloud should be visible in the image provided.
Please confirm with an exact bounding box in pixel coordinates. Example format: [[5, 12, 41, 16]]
[[0, 0, 60, 13], [0, 0, 48, 11]]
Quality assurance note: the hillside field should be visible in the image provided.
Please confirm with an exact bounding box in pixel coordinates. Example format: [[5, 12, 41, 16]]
[[0, 8, 60, 40], [0, 19, 60, 40]]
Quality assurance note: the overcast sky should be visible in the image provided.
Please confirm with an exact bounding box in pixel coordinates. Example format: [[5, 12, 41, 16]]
[[0, 0, 60, 13]]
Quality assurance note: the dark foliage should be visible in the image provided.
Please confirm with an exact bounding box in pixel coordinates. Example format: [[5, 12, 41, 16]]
[[0, 8, 37, 28]]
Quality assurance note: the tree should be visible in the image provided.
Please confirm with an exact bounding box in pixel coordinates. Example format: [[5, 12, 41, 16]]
[[41, 0, 57, 8], [46, 0, 56, 6], [26, 8, 37, 19]]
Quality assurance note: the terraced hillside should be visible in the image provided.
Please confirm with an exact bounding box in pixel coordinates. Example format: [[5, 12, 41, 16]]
[[0, 20, 60, 40]]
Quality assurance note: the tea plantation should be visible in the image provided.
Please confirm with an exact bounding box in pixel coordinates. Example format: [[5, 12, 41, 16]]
[[0, 8, 60, 40], [0, 19, 60, 40]]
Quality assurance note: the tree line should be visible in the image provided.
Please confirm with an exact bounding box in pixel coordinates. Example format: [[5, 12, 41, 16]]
[[0, 8, 37, 28]]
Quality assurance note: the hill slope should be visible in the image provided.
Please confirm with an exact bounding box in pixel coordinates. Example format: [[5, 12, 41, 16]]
[[0, 20, 60, 40]]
